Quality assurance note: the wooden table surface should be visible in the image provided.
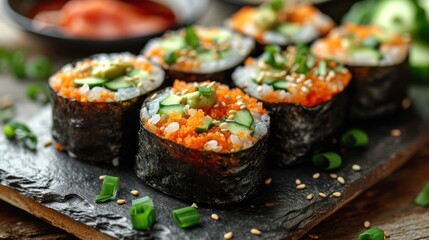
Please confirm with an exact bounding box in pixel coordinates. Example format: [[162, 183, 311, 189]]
[[1, 1, 429, 240]]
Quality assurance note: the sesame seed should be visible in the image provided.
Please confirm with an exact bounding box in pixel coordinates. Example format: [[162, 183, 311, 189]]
[[319, 192, 327, 198], [391, 129, 401, 137], [211, 213, 219, 221], [191, 203, 198, 208], [352, 164, 361, 171], [221, 102, 226, 107], [208, 82, 216, 88], [309, 234, 319, 239], [227, 115, 235, 120], [228, 110, 237, 115], [219, 122, 228, 129], [401, 98, 411, 109], [224, 232, 233, 240], [117, 199, 126, 205], [295, 179, 302, 185], [296, 184, 306, 190], [265, 178, 272, 185], [332, 192, 341, 198], [212, 120, 221, 125], [221, 129, 229, 132], [329, 173, 338, 179], [236, 95, 242, 100], [265, 202, 274, 207], [257, 86, 263, 92], [225, 95, 232, 100], [384, 231, 390, 238], [337, 177, 345, 185], [364, 220, 371, 229], [131, 190, 139, 196], [99, 175, 105, 180], [214, 103, 219, 108], [250, 228, 262, 236], [307, 194, 314, 200], [240, 105, 247, 110], [44, 140, 52, 147], [301, 86, 309, 93], [312, 173, 320, 179]]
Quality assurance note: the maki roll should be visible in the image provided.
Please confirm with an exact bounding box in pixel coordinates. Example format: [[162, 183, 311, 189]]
[[136, 80, 270, 205], [49, 53, 164, 163], [311, 24, 410, 119], [232, 45, 351, 165], [227, 0, 333, 52], [142, 25, 254, 84]]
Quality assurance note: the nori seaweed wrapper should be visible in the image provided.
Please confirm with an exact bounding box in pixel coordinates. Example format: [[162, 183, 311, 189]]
[[164, 65, 237, 86], [135, 90, 269, 205], [347, 59, 410, 120], [265, 91, 347, 166], [50, 86, 145, 163]]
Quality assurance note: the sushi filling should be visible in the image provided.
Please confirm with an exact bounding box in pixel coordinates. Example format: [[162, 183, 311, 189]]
[[232, 45, 351, 107], [227, 0, 333, 45], [141, 81, 269, 152], [49, 53, 164, 102], [311, 24, 410, 66], [143, 26, 254, 74]]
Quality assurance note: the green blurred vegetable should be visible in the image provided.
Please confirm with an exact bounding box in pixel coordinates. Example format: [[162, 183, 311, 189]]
[[26, 56, 53, 80]]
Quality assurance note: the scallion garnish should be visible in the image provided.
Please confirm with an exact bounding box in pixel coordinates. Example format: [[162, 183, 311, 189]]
[[26, 56, 53, 80], [264, 45, 281, 54], [130, 204, 156, 230], [263, 51, 277, 67], [172, 206, 201, 229], [358, 227, 385, 240], [415, 182, 429, 207], [318, 60, 327, 77], [132, 196, 154, 207], [164, 50, 177, 65], [185, 26, 200, 49], [11, 50, 26, 80], [27, 84, 50, 103], [3, 121, 38, 151], [362, 36, 381, 49], [270, 0, 283, 11], [312, 152, 342, 170], [95, 175, 120, 203], [341, 128, 369, 147], [197, 87, 212, 96]]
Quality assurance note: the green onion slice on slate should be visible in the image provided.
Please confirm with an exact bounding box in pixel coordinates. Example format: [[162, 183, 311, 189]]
[[312, 152, 342, 170], [172, 206, 200, 229], [358, 227, 385, 240], [130, 203, 156, 230], [27, 84, 50, 103], [341, 128, 369, 147], [318, 60, 327, 77], [3, 121, 38, 150], [132, 196, 154, 208], [95, 175, 120, 203], [415, 182, 429, 207], [26, 56, 53, 80]]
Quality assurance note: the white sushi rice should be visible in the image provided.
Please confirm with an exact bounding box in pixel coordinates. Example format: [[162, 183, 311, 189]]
[[50, 52, 164, 102], [141, 87, 270, 152], [142, 27, 254, 74]]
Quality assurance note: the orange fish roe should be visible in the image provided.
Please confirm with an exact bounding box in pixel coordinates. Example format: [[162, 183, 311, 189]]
[[144, 81, 268, 153], [49, 55, 155, 102]]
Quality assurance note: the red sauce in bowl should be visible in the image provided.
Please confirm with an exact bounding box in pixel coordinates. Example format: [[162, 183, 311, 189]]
[[28, 0, 177, 40]]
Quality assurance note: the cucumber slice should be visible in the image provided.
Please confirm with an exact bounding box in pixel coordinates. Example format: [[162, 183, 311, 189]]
[[410, 41, 429, 80], [157, 104, 185, 116], [234, 109, 254, 128], [161, 36, 186, 51], [371, 0, 417, 33], [159, 94, 182, 107], [276, 23, 302, 37], [350, 47, 383, 62], [104, 76, 134, 91], [196, 87, 212, 96], [74, 77, 107, 88], [197, 51, 216, 62], [195, 116, 213, 133], [273, 80, 289, 90], [252, 77, 277, 85], [127, 68, 149, 79], [227, 121, 253, 135], [341, 0, 377, 25], [205, 29, 232, 42]]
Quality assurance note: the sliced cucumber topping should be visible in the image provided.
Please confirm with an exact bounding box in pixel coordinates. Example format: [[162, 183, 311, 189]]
[[157, 104, 185, 116], [160, 94, 182, 107], [74, 77, 107, 88], [197, 51, 216, 62], [252, 77, 277, 85], [161, 36, 186, 51], [227, 121, 253, 135], [350, 47, 383, 62], [276, 23, 302, 37], [362, 36, 381, 49], [127, 68, 149, 79], [104, 76, 134, 91], [272, 80, 289, 90], [371, 0, 417, 33], [196, 87, 212, 96], [195, 116, 213, 133], [91, 63, 128, 80], [234, 109, 254, 128]]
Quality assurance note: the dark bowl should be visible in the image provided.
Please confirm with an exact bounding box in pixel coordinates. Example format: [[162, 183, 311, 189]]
[[2, 0, 209, 56]]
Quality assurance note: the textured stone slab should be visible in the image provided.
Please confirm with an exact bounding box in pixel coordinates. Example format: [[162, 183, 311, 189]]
[[0, 86, 428, 240]]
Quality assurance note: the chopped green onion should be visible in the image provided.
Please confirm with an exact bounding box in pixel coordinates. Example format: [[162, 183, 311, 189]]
[[334, 63, 344, 72], [3, 121, 37, 151], [296, 43, 311, 55], [130, 204, 156, 230], [341, 128, 369, 147], [132, 196, 154, 207], [264, 45, 281, 54], [164, 50, 177, 65], [185, 26, 200, 49], [11, 50, 26, 79], [415, 182, 429, 207], [196, 87, 212, 96], [3, 124, 15, 139], [25, 56, 53, 80], [270, 0, 283, 11], [295, 56, 310, 75], [306, 56, 315, 68], [318, 60, 327, 77], [362, 36, 380, 49], [358, 227, 385, 240], [263, 51, 277, 67], [27, 84, 50, 103], [95, 175, 120, 203], [172, 206, 200, 229], [312, 152, 342, 170]]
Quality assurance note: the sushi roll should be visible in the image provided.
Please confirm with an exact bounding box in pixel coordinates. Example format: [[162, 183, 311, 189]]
[[227, 0, 333, 52], [232, 45, 351, 165], [49, 53, 164, 163], [311, 24, 410, 119], [142, 25, 254, 84], [136, 80, 270, 205]]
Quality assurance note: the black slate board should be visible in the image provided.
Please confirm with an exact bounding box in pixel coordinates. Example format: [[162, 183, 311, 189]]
[[1, 86, 429, 240]]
